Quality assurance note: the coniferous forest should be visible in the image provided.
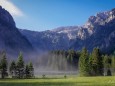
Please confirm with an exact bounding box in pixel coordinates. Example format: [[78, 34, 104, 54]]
[[48, 47, 115, 76], [0, 47, 115, 79], [0, 51, 34, 79]]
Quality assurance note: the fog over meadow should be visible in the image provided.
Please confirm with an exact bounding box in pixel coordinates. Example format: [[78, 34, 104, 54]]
[[31, 52, 78, 76]]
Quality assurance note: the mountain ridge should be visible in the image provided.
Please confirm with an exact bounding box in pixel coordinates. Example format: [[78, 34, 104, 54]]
[[20, 8, 115, 53]]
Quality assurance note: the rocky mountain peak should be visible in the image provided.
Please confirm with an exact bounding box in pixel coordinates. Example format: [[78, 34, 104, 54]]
[[0, 6, 16, 27], [83, 8, 115, 36], [110, 8, 115, 19], [85, 8, 115, 27], [111, 8, 115, 13]]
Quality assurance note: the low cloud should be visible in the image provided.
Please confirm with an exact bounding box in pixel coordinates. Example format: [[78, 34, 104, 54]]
[[0, 0, 24, 17]]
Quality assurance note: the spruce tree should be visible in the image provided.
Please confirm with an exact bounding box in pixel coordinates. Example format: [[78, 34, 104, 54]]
[[89, 53, 93, 75], [79, 47, 89, 76], [111, 55, 115, 75], [9, 60, 16, 78], [16, 52, 24, 78], [28, 62, 34, 77], [25, 64, 30, 78], [91, 48, 103, 76], [0, 51, 8, 79]]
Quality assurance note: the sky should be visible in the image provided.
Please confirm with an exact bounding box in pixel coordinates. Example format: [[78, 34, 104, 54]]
[[0, 0, 115, 31]]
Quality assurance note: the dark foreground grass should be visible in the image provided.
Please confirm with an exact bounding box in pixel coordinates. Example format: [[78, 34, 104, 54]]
[[0, 76, 115, 86]]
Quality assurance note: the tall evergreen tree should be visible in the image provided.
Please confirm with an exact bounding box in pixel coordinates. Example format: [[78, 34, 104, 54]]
[[9, 60, 16, 78], [103, 55, 108, 76], [103, 55, 113, 76], [111, 55, 115, 75], [16, 52, 24, 78], [0, 51, 8, 79], [89, 53, 93, 75], [91, 48, 103, 76], [25, 64, 30, 78], [79, 47, 89, 76], [28, 62, 34, 77]]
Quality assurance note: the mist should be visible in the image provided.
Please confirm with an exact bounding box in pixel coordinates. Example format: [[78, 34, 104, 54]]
[[26, 51, 78, 76], [2, 49, 78, 76]]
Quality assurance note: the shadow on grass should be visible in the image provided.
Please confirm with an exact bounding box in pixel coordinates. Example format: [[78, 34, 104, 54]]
[[0, 82, 115, 86], [0, 82, 76, 86]]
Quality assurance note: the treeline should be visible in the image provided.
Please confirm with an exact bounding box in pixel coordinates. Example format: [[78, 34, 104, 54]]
[[79, 47, 115, 76], [49, 48, 115, 76], [47, 50, 80, 71], [0, 51, 34, 79]]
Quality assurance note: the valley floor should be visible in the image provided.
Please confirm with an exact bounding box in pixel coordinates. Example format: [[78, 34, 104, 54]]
[[0, 76, 115, 86]]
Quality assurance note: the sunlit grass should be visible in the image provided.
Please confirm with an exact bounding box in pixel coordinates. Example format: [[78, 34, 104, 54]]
[[0, 76, 115, 86]]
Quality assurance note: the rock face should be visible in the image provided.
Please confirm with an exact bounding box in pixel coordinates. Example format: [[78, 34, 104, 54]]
[[0, 6, 34, 54], [20, 8, 115, 53]]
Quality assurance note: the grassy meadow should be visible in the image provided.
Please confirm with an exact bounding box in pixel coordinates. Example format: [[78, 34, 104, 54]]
[[0, 76, 115, 86]]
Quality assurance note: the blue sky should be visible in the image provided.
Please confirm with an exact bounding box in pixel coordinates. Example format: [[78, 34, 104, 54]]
[[0, 0, 115, 31]]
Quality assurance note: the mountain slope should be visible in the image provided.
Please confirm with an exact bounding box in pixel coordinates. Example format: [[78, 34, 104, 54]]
[[20, 29, 70, 51], [0, 6, 34, 54]]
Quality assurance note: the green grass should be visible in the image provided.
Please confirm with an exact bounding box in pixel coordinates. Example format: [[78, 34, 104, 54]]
[[0, 76, 115, 86]]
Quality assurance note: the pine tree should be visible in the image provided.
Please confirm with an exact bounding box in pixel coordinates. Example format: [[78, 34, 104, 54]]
[[25, 64, 30, 78], [16, 52, 24, 78], [9, 60, 16, 78], [0, 51, 8, 79], [28, 62, 34, 77], [103, 55, 112, 76], [107, 69, 112, 76], [91, 48, 103, 76], [79, 47, 89, 76], [111, 55, 115, 75], [98, 54, 104, 76], [89, 53, 93, 75]]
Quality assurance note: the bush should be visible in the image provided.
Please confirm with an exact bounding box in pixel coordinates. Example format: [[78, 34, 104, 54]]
[[42, 74, 46, 78], [107, 69, 112, 76], [64, 75, 67, 79]]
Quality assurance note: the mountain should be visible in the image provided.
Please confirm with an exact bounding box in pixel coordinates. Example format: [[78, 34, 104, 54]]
[[20, 8, 115, 53], [0, 6, 34, 55], [0, 5, 115, 54], [71, 8, 115, 53]]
